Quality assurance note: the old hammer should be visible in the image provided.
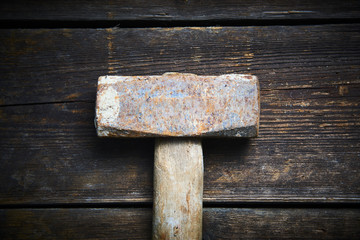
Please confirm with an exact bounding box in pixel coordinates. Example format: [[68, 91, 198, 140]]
[[95, 72, 260, 239]]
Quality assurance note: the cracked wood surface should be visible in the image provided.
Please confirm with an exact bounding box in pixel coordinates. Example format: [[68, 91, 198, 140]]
[[0, 25, 359, 204]]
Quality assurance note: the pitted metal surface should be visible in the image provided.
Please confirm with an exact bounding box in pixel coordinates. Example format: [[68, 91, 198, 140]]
[[95, 72, 259, 137]]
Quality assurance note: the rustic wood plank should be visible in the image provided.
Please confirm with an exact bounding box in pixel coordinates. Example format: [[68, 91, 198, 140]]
[[0, 208, 152, 240], [203, 208, 360, 239], [1, 97, 359, 204], [0, 0, 360, 21], [0, 25, 359, 204], [0, 29, 108, 106], [1, 25, 360, 106], [0, 208, 359, 239], [0, 102, 154, 204]]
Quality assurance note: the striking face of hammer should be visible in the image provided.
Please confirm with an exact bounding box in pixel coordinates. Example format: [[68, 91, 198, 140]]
[[95, 72, 260, 239]]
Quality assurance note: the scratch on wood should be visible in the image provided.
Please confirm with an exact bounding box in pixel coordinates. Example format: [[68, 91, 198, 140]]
[[339, 86, 349, 96], [271, 159, 292, 182], [243, 52, 254, 59], [107, 11, 114, 20], [65, 92, 81, 100], [107, 28, 116, 74], [62, 29, 72, 38], [263, 10, 315, 15]]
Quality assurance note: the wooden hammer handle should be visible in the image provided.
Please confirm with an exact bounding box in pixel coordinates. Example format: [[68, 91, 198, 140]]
[[153, 138, 203, 239]]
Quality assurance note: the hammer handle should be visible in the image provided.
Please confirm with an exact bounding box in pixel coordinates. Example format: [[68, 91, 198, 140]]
[[153, 138, 203, 239]]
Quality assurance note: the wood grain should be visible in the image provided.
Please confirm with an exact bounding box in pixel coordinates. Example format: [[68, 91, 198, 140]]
[[0, 25, 359, 204], [153, 139, 203, 239], [0, 208, 359, 239], [1, 25, 360, 105], [0, 0, 359, 21]]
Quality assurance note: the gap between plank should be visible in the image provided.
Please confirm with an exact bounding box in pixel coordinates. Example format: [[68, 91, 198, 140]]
[[1, 18, 360, 29], [0, 202, 359, 209]]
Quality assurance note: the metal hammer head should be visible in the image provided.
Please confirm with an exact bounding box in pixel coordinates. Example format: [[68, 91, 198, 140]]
[[95, 72, 259, 137]]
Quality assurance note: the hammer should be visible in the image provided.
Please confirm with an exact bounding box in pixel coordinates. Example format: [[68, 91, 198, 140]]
[[95, 72, 260, 239]]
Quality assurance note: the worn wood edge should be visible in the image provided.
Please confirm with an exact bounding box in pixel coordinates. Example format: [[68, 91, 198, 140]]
[[0, 208, 359, 239]]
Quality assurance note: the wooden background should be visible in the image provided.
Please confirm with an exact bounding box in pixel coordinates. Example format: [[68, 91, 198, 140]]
[[0, 1, 360, 239]]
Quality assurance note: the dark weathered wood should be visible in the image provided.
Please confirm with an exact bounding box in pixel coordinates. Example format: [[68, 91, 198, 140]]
[[0, 29, 108, 106], [1, 25, 360, 105], [0, 25, 359, 204], [0, 102, 154, 204], [0, 0, 360, 21], [1, 98, 359, 204], [0, 208, 359, 239], [0, 208, 152, 240], [203, 208, 360, 239]]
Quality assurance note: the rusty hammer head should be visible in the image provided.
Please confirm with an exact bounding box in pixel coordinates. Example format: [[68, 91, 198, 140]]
[[95, 72, 259, 137]]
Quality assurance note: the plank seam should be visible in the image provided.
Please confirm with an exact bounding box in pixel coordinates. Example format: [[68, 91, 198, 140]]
[[1, 202, 359, 209], [1, 18, 360, 29]]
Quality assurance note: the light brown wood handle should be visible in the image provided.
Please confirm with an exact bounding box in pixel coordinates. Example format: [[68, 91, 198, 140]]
[[153, 138, 203, 239]]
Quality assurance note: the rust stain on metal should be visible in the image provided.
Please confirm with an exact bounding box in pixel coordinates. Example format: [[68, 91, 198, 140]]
[[95, 72, 259, 137]]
